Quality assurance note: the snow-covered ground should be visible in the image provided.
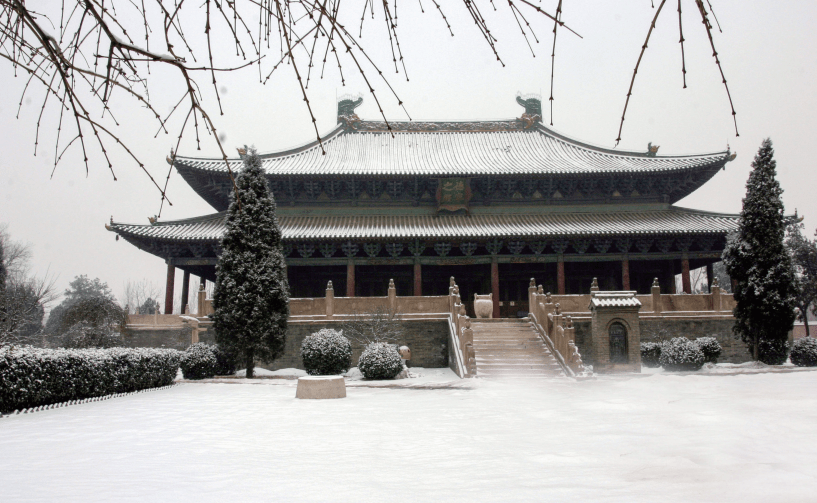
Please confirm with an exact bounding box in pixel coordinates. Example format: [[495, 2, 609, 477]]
[[2, 371, 817, 502]]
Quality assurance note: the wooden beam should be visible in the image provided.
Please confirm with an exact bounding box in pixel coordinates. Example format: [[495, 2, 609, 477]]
[[622, 255, 630, 291], [164, 263, 175, 314], [557, 254, 566, 295], [180, 270, 191, 314], [491, 257, 500, 318], [346, 260, 355, 297], [681, 254, 692, 294], [414, 260, 422, 296]]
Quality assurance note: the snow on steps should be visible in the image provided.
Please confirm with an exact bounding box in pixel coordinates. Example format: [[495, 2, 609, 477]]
[[470, 318, 565, 379]]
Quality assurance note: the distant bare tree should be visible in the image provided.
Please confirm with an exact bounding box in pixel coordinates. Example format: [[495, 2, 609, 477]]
[[1, 1, 736, 211], [0, 225, 58, 345], [122, 278, 161, 314], [341, 306, 404, 347]]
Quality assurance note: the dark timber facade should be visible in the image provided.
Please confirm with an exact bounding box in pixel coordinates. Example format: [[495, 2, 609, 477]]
[[108, 95, 739, 317]]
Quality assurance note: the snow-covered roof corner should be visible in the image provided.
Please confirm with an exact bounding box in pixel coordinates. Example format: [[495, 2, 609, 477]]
[[589, 292, 642, 309]]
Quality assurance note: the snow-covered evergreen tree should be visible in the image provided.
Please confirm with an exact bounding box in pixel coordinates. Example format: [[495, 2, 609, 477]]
[[722, 138, 797, 363], [212, 147, 289, 378]]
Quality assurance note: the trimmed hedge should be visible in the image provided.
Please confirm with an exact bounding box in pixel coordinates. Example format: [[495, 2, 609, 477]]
[[695, 337, 723, 364], [659, 337, 705, 371], [358, 342, 403, 380], [640, 342, 662, 368], [180, 343, 218, 379], [790, 337, 817, 367], [0, 345, 181, 414], [301, 328, 352, 376]]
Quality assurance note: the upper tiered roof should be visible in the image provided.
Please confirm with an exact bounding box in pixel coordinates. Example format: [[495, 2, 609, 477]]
[[173, 120, 730, 178]]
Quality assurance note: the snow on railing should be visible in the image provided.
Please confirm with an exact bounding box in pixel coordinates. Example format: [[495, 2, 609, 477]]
[[447, 277, 475, 378], [527, 279, 586, 378]]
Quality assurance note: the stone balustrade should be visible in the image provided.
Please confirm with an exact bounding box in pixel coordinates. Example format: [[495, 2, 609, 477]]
[[528, 279, 586, 376]]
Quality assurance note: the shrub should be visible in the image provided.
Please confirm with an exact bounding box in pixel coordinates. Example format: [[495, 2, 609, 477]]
[[790, 337, 817, 367], [640, 342, 662, 367], [300, 328, 352, 375], [180, 343, 218, 379], [58, 322, 123, 349], [695, 337, 723, 364], [659, 337, 705, 371], [759, 339, 789, 365], [0, 345, 180, 413], [213, 344, 238, 376], [357, 342, 403, 380]]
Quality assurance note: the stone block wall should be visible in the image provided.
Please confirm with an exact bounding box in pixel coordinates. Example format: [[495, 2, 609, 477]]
[[639, 317, 748, 363], [573, 316, 749, 366], [257, 319, 450, 371], [123, 326, 192, 350]]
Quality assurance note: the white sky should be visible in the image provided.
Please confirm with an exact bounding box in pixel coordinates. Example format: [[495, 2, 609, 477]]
[[1, 1, 816, 310]]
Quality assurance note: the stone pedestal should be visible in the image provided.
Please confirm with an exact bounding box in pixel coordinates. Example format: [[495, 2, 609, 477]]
[[296, 376, 346, 399]]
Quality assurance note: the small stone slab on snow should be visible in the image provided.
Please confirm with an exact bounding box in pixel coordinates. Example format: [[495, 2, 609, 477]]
[[295, 376, 346, 399]]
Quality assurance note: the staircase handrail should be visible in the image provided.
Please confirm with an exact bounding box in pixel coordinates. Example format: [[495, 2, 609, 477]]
[[528, 279, 586, 378], [528, 310, 575, 378], [447, 280, 469, 378]]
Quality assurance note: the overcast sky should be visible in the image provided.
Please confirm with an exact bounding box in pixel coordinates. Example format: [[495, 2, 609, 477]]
[[1, 1, 815, 311]]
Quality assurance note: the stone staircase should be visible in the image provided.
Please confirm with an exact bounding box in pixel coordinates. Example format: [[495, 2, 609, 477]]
[[471, 319, 565, 378]]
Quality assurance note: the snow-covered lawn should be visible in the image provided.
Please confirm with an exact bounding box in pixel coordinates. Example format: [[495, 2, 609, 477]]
[[2, 371, 817, 502]]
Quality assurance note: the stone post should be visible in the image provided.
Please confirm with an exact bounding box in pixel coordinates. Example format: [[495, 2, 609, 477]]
[[197, 282, 206, 316], [651, 278, 662, 314], [544, 292, 554, 336], [590, 277, 600, 293], [388, 278, 397, 315], [326, 281, 335, 319], [528, 278, 537, 315], [710, 277, 722, 312], [461, 317, 473, 354]]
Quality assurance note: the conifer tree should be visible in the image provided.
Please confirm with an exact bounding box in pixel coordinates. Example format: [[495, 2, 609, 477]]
[[723, 138, 797, 363], [212, 147, 289, 378]]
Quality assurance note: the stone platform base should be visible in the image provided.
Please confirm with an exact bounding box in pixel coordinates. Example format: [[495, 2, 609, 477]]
[[295, 376, 346, 399]]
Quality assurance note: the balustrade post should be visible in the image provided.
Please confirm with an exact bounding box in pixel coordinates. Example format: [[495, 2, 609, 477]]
[[388, 278, 397, 315], [197, 282, 206, 316], [326, 281, 334, 319], [710, 277, 722, 312], [651, 278, 662, 314], [528, 278, 537, 316]]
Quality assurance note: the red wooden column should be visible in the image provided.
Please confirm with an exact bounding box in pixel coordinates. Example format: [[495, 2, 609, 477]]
[[346, 260, 355, 297], [164, 263, 175, 314], [681, 254, 692, 294], [180, 270, 191, 314], [621, 255, 630, 290], [557, 255, 566, 295], [491, 257, 500, 318], [413, 261, 422, 296]]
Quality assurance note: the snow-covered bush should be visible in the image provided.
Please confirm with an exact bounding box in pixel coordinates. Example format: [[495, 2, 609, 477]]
[[180, 343, 218, 379], [58, 321, 123, 349], [790, 338, 817, 367], [300, 328, 352, 375], [0, 345, 180, 413], [759, 339, 789, 365], [659, 337, 705, 371], [640, 342, 662, 367], [212, 344, 237, 376], [695, 337, 722, 364], [357, 342, 403, 380]]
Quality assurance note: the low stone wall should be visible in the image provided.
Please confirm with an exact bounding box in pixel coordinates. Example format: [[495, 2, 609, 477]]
[[639, 316, 748, 363], [256, 318, 450, 371], [123, 326, 192, 350]]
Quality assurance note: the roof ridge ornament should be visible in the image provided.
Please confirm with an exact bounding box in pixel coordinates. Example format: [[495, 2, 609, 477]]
[[646, 142, 660, 157], [337, 94, 364, 125], [516, 93, 542, 128]]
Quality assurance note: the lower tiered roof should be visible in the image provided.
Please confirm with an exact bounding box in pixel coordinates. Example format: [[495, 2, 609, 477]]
[[109, 207, 738, 245]]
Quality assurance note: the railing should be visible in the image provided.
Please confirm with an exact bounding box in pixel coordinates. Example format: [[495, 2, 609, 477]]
[[447, 277, 476, 378], [527, 279, 586, 377]]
